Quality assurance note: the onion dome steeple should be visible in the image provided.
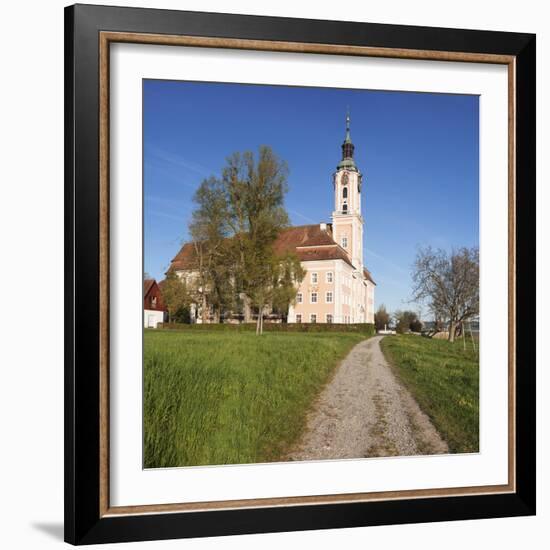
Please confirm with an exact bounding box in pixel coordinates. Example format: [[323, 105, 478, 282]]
[[337, 111, 357, 171]]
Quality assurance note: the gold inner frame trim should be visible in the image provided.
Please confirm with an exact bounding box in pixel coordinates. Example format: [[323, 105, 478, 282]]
[[98, 31, 516, 517]]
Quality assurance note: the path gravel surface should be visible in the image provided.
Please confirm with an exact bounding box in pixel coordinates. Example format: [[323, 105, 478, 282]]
[[287, 336, 448, 461]]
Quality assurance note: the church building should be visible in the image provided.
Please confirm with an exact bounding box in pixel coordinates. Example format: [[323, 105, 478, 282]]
[[285, 114, 375, 324], [169, 114, 375, 324]]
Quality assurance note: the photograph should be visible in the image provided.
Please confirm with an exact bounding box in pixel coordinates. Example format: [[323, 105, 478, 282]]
[[142, 80, 480, 469]]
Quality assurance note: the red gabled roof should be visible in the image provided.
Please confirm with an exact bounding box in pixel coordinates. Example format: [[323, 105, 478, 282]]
[[170, 242, 196, 272], [168, 224, 371, 275], [143, 278, 167, 311], [273, 224, 336, 254], [143, 278, 156, 296]]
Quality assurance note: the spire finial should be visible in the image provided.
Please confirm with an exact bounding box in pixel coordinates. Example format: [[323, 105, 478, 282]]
[[337, 108, 357, 170], [345, 107, 351, 142]]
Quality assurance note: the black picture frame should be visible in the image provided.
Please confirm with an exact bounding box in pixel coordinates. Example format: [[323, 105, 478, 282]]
[[65, 3, 536, 545]]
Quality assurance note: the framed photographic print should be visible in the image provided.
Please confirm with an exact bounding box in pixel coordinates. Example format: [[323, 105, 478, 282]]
[[64, 3, 536, 545]]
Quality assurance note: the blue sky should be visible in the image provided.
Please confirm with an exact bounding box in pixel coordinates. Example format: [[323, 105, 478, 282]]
[[144, 80, 479, 315]]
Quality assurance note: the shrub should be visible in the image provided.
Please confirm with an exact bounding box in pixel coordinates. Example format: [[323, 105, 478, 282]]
[[157, 322, 375, 336]]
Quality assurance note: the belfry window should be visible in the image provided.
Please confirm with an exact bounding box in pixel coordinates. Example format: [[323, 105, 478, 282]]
[[342, 186, 348, 199]]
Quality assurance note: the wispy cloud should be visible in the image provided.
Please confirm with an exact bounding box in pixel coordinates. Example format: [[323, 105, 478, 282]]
[[145, 159, 202, 191], [146, 144, 214, 178], [365, 247, 409, 275], [145, 195, 191, 210], [148, 210, 189, 223], [287, 208, 318, 224]]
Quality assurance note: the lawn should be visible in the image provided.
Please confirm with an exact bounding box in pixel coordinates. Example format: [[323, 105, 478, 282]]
[[144, 329, 367, 468], [380, 334, 479, 453]]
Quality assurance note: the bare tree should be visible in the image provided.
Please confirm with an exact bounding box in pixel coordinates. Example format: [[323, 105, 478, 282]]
[[412, 246, 479, 342]]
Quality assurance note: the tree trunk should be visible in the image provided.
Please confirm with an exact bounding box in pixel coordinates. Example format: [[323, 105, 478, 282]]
[[201, 294, 208, 324], [255, 307, 261, 335], [260, 307, 264, 335], [242, 294, 252, 323], [448, 321, 457, 342]]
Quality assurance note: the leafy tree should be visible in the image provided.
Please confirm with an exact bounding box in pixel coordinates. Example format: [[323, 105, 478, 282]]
[[394, 310, 421, 334], [173, 305, 191, 324], [189, 176, 233, 323], [186, 146, 297, 334], [161, 270, 190, 323], [374, 304, 391, 331], [270, 253, 306, 323], [220, 146, 290, 334], [412, 246, 479, 342]]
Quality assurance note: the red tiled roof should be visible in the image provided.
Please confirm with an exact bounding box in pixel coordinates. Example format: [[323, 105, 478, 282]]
[[363, 268, 376, 285], [295, 246, 354, 267], [273, 224, 336, 254], [170, 242, 197, 271], [169, 224, 371, 275], [143, 278, 155, 296]]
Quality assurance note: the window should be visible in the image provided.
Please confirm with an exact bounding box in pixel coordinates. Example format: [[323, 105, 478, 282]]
[[296, 314, 302, 323], [311, 272, 318, 284], [311, 292, 318, 304], [326, 291, 333, 303], [296, 292, 303, 304], [310, 314, 317, 323], [342, 236, 348, 248], [326, 314, 333, 324], [151, 296, 157, 308], [326, 271, 333, 283], [342, 204, 348, 213], [342, 186, 348, 199]]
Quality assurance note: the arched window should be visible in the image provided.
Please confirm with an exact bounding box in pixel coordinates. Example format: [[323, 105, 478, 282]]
[[342, 186, 348, 199]]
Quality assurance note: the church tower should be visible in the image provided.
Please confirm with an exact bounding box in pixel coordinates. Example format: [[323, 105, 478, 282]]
[[332, 112, 364, 270]]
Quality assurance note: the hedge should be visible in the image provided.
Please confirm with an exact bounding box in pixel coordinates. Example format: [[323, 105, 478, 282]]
[[157, 322, 375, 336]]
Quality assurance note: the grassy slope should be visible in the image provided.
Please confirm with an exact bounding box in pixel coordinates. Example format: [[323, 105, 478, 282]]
[[144, 330, 366, 468], [380, 335, 479, 453]]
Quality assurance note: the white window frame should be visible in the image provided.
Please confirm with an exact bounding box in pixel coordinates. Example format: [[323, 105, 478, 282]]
[[296, 292, 303, 304], [311, 272, 318, 284], [310, 314, 317, 324], [326, 291, 333, 304], [326, 271, 333, 283], [296, 314, 302, 323], [342, 236, 348, 248], [326, 314, 333, 324], [311, 292, 318, 304]]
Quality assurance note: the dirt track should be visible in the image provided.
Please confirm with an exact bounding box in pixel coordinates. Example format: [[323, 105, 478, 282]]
[[287, 336, 448, 461]]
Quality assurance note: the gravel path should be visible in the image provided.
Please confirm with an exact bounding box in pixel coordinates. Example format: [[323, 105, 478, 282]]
[[287, 336, 448, 461]]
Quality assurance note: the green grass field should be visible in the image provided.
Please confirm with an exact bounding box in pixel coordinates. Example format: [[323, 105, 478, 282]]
[[144, 329, 367, 468], [380, 335, 479, 453]]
